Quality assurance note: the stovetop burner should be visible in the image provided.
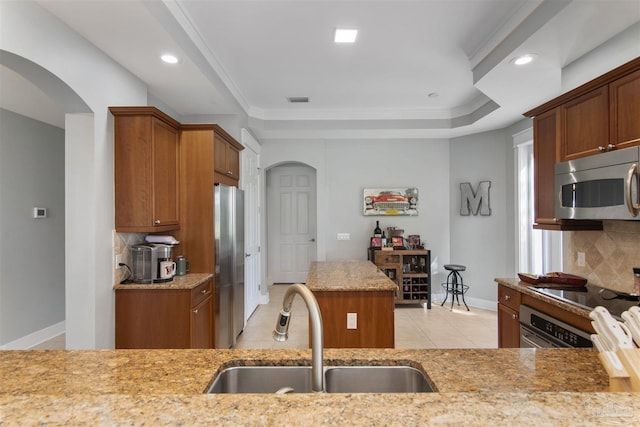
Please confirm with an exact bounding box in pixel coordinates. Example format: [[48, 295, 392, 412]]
[[531, 283, 639, 318]]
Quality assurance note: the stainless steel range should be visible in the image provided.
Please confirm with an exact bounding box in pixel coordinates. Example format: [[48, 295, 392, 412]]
[[520, 284, 640, 348]]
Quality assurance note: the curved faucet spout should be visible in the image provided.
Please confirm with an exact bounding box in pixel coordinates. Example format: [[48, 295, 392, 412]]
[[272, 283, 324, 393]]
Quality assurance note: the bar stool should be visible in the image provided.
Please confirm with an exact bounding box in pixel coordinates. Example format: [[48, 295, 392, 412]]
[[440, 264, 469, 311]]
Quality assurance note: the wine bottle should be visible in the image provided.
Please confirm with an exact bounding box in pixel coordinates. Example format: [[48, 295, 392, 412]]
[[381, 231, 387, 247], [373, 221, 382, 237]]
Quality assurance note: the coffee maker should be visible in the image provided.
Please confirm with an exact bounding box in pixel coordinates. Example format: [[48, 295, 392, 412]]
[[131, 243, 175, 283]]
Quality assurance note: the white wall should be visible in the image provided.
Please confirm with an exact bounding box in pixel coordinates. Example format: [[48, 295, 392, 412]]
[[449, 129, 513, 309], [1, 1, 147, 348], [0, 109, 65, 347], [261, 138, 452, 298]]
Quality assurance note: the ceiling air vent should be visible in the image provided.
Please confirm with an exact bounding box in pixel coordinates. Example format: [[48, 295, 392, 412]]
[[287, 97, 309, 103]]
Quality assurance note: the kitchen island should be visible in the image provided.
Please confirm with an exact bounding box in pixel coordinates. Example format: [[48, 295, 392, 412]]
[[1, 348, 637, 426], [306, 260, 397, 348]]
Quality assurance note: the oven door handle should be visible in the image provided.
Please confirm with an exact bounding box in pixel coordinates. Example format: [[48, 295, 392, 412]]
[[626, 163, 639, 217]]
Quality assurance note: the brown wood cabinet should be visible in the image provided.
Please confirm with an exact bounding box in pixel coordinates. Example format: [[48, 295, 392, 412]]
[[111, 107, 180, 233], [312, 290, 395, 348], [561, 86, 609, 161], [175, 125, 244, 275], [368, 249, 431, 308], [497, 284, 521, 348], [525, 57, 640, 230], [610, 68, 640, 150], [214, 131, 242, 183], [115, 278, 213, 349]]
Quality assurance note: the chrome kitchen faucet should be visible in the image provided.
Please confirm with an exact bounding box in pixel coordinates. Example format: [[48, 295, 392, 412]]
[[273, 284, 324, 392]]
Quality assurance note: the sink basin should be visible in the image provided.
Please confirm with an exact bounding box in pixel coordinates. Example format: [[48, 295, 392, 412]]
[[324, 366, 433, 393], [206, 366, 313, 393], [205, 365, 433, 394]]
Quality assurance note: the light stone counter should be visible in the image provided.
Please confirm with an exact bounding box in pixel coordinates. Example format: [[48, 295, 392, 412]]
[[306, 260, 397, 292], [113, 273, 212, 290], [1, 348, 638, 426]]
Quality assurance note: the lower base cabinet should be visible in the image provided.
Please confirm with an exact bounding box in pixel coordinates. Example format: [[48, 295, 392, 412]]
[[497, 284, 521, 348], [116, 279, 213, 349]]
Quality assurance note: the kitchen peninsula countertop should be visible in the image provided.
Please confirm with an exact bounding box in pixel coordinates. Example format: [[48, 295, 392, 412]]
[[2, 348, 637, 426], [495, 277, 593, 319], [306, 260, 397, 292], [113, 273, 212, 290]]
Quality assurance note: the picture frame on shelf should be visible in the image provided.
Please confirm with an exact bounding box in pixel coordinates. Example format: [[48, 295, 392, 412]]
[[370, 237, 383, 249]]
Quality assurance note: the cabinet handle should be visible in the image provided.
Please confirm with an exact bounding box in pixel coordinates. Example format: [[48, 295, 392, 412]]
[[512, 313, 518, 320], [193, 309, 199, 314], [227, 170, 233, 175], [607, 144, 616, 151], [200, 289, 208, 295], [154, 220, 161, 224], [598, 146, 606, 152], [504, 295, 511, 301]]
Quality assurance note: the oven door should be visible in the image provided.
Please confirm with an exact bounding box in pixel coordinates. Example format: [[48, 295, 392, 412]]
[[520, 324, 565, 348]]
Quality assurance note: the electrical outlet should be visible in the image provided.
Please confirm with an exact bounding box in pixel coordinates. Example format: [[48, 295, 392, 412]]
[[115, 254, 122, 269], [347, 313, 357, 329], [577, 252, 586, 267]]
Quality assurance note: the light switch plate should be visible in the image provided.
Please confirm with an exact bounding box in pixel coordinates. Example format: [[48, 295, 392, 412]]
[[577, 252, 586, 267], [337, 233, 350, 241]]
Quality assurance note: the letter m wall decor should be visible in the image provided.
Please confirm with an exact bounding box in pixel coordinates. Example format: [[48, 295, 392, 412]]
[[460, 181, 491, 216]]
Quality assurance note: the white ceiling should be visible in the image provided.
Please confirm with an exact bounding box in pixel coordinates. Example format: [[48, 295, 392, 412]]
[[3, 0, 640, 140]]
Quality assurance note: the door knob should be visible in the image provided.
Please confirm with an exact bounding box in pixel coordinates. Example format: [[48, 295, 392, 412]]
[[309, 238, 316, 242]]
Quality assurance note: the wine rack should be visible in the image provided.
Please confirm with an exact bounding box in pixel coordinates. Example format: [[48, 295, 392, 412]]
[[368, 249, 431, 308]]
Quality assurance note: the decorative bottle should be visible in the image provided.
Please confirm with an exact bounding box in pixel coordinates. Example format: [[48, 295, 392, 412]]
[[373, 221, 382, 237]]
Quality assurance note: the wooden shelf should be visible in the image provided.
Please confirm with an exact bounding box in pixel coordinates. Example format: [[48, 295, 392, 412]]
[[368, 248, 431, 308]]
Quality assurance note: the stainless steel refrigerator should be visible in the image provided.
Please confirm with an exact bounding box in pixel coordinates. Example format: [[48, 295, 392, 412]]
[[214, 183, 245, 349]]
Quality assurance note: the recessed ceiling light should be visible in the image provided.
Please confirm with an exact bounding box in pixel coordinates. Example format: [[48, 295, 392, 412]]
[[511, 54, 537, 66], [161, 54, 178, 64], [334, 28, 358, 43]]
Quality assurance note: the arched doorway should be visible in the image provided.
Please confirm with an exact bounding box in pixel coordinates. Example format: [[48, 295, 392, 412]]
[[265, 162, 317, 284], [1, 50, 94, 349]]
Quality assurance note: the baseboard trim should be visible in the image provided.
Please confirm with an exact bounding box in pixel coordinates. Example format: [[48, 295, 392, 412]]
[[0, 321, 65, 350]]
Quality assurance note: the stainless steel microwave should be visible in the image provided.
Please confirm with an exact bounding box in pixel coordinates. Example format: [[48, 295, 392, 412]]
[[554, 146, 640, 220]]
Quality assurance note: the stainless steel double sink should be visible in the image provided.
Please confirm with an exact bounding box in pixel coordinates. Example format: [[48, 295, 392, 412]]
[[206, 365, 434, 393]]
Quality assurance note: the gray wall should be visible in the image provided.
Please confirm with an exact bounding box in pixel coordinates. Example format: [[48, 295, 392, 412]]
[[449, 129, 513, 306], [0, 108, 65, 345]]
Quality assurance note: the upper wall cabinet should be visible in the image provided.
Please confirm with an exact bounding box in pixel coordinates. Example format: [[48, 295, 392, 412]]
[[525, 57, 640, 230], [110, 107, 181, 233], [214, 130, 243, 183], [610, 68, 640, 150]]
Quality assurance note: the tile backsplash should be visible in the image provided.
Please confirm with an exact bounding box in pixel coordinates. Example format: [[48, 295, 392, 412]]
[[113, 231, 145, 284], [565, 221, 640, 294]]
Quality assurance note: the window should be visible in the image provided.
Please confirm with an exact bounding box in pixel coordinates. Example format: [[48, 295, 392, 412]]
[[514, 129, 562, 274]]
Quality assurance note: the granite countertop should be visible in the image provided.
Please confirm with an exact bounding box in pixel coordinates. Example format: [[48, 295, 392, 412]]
[[2, 348, 638, 425], [495, 277, 593, 319], [306, 260, 397, 292], [113, 273, 212, 290]]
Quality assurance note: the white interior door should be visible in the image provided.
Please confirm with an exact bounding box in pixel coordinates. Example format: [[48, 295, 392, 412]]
[[240, 133, 261, 323], [267, 164, 317, 284]]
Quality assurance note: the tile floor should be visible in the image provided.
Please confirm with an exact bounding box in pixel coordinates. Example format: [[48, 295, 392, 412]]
[[31, 284, 498, 350], [235, 284, 497, 349]]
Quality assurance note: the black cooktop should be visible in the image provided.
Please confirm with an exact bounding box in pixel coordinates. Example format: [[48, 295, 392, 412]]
[[531, 283, 639, 318]]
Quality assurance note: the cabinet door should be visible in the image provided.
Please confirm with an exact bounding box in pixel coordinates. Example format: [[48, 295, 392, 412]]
[[561, 86, 609, 161], [191, 296, 213, 348], [152, 118, 180, 227], [533, 108, 560, 226], [497, 303, 520, 348], [610, 68, 640, 150], [226, 144, 240, 179], [214, 136, 228, 175]]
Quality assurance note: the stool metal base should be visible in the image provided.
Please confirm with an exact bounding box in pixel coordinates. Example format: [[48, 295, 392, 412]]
[[440, 268, 469, 311]]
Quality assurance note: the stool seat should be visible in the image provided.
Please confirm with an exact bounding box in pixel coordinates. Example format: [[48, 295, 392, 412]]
[[444, 264, 466, 272]]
